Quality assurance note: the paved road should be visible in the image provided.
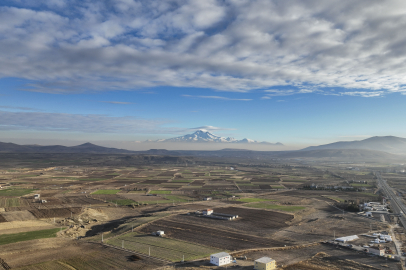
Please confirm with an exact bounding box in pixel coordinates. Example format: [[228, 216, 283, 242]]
[[376, 172, 406, 258]]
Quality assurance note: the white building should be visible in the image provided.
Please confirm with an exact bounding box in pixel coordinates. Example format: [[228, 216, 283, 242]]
[[204, 197, 213, 201], [210, 252, 231, 266], [335, 235, 359, 243]]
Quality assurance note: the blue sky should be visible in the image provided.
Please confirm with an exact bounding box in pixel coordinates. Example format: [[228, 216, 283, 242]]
[[1, 0, 406, 150]]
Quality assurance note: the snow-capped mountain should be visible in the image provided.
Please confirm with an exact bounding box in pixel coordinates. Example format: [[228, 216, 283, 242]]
[[149, 130, 283, 145]]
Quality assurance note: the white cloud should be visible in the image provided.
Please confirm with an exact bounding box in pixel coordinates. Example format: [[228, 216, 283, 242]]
[[0, 110, 173, 133], [190, 126, 236, 131], [182, 95, 252, 101], [1, 1, 406, 96], [99, 101, 134, 105]]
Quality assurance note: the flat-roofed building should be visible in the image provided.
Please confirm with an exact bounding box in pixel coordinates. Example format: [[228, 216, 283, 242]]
[[210, 252, 231, 266], [254, 257, 276, 270]]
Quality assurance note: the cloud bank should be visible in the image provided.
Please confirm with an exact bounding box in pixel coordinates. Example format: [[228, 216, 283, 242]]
[[1, 0, 406, 96]]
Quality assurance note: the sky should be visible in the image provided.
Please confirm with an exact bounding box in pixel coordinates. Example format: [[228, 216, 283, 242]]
[[1, 0, 406, 150]]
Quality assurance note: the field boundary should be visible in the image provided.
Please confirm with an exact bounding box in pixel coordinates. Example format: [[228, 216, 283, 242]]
[[89, 241, 172, 264]]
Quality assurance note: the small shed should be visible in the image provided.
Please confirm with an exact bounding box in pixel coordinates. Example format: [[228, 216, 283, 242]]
[[254, 257, 276, 270], [210, 252, 231, 266], [34, 194, 40, 200], [204, 197, 213, 201]]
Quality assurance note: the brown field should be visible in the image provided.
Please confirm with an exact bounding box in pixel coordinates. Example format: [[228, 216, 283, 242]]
[[1, 210, 36, 221], [0, 214, 7, 222], [28, 207, 82, 219], [140, 213, 288, 250]]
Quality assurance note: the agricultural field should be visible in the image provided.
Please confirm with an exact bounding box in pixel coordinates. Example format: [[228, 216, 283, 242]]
[[108, 232, 221, 262], [0, 227, 64, 246], [140, 218, 286, 250], [0, 157, 403, 269], [246, 202, 306, 212], [92, 189, 121, 194]]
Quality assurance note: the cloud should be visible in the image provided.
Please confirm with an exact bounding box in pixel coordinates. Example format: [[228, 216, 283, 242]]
[[0, 110, 174, 133], [1, 1, 406, 96], [0, 105, 41, 111], [182, 95, 252, 101], [190, 126, 236, 131], [99, 101, 134, 105]]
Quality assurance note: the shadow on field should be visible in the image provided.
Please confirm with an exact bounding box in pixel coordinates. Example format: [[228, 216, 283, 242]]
[[85, 216, 137, 237]]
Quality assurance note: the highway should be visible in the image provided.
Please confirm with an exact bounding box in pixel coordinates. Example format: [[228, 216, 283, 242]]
[[376, 172, 406, 228], [376, 172, 406, 259]]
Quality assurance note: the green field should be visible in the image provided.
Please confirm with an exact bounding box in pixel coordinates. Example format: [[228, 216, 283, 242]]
[[150, 190, 171, 194], [0, 198, 21, 207], [247, 203, 305, 212], [271, 185, 285, 189], [138, 200, 170, 205], [236, 198, 276, 203], [326, 196, 345, 202], [107, 232, 221, 262], [92, 189, 121, 195], [0, 189, 35, 197], [0, 228, 65, 246]]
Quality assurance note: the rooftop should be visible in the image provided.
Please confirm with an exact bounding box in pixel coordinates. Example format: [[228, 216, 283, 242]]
[[255, 257, 275, 264], [211, 252, 230, 258]]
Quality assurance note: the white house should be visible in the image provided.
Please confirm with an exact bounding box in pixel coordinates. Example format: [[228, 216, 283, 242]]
[[210, 252, 231, 266]]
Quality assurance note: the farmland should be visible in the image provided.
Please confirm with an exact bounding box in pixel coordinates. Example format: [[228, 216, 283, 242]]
[[92, 189, 121, 195], [107, 232, 221, 262], [0, 153, 402, 269], [0, 227, 64, 245]]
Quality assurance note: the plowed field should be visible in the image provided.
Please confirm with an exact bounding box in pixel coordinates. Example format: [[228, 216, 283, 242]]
[[28, 207, 82, 218], [173, 207, 293, 234], [140, 219, 285, 250]]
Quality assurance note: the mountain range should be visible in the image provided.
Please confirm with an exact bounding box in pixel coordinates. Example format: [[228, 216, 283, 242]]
[[147, 129, 283, 145], [302, 136, 406, 154]]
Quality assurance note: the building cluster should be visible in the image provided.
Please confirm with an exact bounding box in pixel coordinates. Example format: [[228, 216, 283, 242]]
[[360, 201, 387, 212], [210, 252, 276, 269], [304, 183, 365, 191]]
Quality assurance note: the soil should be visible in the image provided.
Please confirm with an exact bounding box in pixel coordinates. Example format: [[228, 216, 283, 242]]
[[1, 210, 36, 222], [140, 218, 286, 250], [28, 207, 82, 219]]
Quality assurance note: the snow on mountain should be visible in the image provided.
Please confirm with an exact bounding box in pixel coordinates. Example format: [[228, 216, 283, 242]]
[[149, 130, 283, 145]]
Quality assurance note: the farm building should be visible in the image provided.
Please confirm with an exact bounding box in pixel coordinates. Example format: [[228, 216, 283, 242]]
[[368, 246, 385, 256], [203, 209, 213, 215], [335, 235, 359, 243], [254, 257, 276, 270], [34, 194, 40, 200], [204, 197, 213, 201], [210, 252, 231, 266]]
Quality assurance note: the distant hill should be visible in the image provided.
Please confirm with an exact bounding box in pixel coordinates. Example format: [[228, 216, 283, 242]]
[[0, 142, 135, 154], [302, 136, 406, 154], [279, 149, 400, 160]]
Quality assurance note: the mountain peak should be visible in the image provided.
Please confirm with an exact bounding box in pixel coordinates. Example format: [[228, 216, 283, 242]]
[[149, 130, 282, 145]]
